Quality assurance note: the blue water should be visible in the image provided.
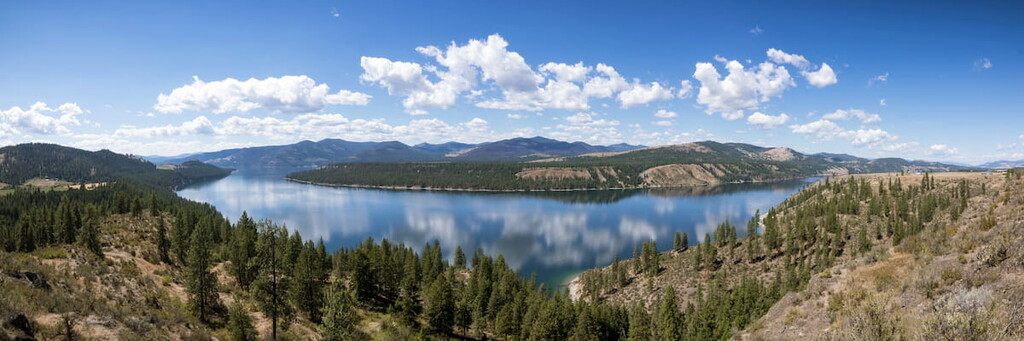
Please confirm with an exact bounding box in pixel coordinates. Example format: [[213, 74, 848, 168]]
[[177, 169, 813, 289]]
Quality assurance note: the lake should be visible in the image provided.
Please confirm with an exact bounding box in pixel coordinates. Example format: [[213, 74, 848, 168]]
[[177, 169, 814, 289]]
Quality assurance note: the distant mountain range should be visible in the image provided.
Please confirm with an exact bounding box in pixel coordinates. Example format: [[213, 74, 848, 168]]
[[287, 141, 977, 191], [978, 160, 1024, 170], [157, 137, 645, 169]]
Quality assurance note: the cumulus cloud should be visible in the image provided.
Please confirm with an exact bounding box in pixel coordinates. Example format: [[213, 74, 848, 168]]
[[745, 112, 791, 129], [790, 119, 899, 148], [693, 59, 794, 120], [548, 112, 623, 145], [822, 108, 881, 123], [506, 113, 525, 119], [654, 109, 678, 118], [929, 144, 959, 156], [617, 82, 673, 108], [114, 116, 215, 137], [677, 80, 693, 99], [879, 98, 887, 106], [0, 102, 86, 136], [155, 75, 370, 114], [766, 48, 810, 69], [802, 63, 838, 87], [652, 120, 673, 126], [749, 26, 764, 35], [361, 34, 678, 114]]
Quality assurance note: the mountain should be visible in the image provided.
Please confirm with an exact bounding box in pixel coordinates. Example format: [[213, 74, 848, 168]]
[[979, 159, 1024, 169], [164, 137, 646, 169], [287, 141, 974, 191], [0, 143, 232, 188], [811, 152, 868, 163]]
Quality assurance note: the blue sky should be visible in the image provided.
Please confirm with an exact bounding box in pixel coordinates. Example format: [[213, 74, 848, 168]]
[[0, 0, 1021, 163]]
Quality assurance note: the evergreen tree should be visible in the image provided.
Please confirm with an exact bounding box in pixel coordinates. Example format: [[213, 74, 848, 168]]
[[251, 222, 294, 340], [185, 220, 220, 323], [156, 218, 170, 264], [568, 306, 600, 341], [454, 245, 466, 269], [230, 212, 258, 289], [226, 301, 257, 341], [76, 208, 102, 256], [291, 242, 326, 323], [321, 280, 357, 341], [628, 302, 652, 341], [424, 272, 455, 335], [656, 287, 683, 341]]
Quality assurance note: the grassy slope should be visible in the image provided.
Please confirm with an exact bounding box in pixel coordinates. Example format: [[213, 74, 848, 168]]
[[570, 172, 1024, 340]]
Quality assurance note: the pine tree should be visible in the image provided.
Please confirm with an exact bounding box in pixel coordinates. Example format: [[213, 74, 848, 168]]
[[321, 280, 357, 341], [291, 242, 326, 323], [424, 272, 455, 335], [628, 302, 652, 341], [156, 218, 170, 264], [185, 221, 220, 323], [230, 212, 258, 289], [454, 245, 466, 269], [251, 222, 294, 340], [76, 208, 102, 256], [226, 301, 257, 341], [568, 306, 600, 341], [656, 287, 683, 341]]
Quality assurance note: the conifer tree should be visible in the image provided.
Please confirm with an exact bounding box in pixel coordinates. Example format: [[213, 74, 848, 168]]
[[627, 302, 652, 341], [656, 287, 683, 340], [454, 245, 466, 269], [291, 242, 326, 322], [252, 222, 293, 340], [321, 280, 357, 341], [568, 306, 600, 341], [76, 208, 102, 256], [156, 218, 170, 264], [230, 212, 258, 289], [424, 272, 455, 335], [185, 221, 220, 323], [226, 301, 257, 341]]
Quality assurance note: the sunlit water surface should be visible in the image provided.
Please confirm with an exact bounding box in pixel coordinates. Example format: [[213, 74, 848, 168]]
[[177, 169, 814, 289]]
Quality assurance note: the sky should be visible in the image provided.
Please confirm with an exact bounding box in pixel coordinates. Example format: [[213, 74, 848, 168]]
[[0, 0, 1021, 164]]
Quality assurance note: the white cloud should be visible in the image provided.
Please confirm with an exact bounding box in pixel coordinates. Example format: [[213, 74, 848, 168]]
[[790, 119, 899, 148], [114, 116, 215, 137], [693, 59, 794, 120], [766, 48, 810, 69], [929, 144, 959, 156], [652, 120, 673, 126], [654, 109, 678, 118], [868, 72, 889, 87], [363, 35, 680, 114], [822, 108, 881, 123], [330, 8, 340, 18], [749, 26, 764, 35], [677, 80, 693, 99], [879, 98, 887, 106], [974, 58, 992, 70], [746, 112, 790, 129], [155, 75, 370, 114], [617, 81, 673, 108], [802, 63, 838, 87], [506, 113, 525, 119], [0, 102, 86, 136]]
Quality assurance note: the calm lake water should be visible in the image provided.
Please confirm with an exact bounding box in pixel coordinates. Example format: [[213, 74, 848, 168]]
[[177, 169, 814, 289]]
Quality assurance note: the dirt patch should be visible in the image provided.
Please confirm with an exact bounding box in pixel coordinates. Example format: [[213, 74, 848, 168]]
[[760, 147, 800, 161], [516, 167, 593, 181], [640, 164, 723, 187]]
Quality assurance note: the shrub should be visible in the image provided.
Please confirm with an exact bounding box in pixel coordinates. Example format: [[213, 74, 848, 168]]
[[921, 287, 994, 341]]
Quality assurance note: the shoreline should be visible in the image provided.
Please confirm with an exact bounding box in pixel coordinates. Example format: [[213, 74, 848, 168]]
[[283, 176, 810, 193]]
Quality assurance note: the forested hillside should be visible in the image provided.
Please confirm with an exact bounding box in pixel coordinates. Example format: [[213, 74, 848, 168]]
[[287, 141, 973, 191], [0, 143, 232, 189], [570, 170, 1024, 340], [0, 179, 633, 340]]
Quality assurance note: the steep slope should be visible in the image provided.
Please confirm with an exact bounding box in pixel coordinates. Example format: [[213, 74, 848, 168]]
[[454, 136, 637, 160], [0, 143, 231, 188], [569, 171, 1024, 341]]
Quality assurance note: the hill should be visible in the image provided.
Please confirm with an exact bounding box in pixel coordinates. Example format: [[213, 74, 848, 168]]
[[163, 137, 644, 169], [286, 141, 974, 191], [569, 170, 1024, 340], [979, 159, 1024, 170], [0, 143, 231, 189]]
